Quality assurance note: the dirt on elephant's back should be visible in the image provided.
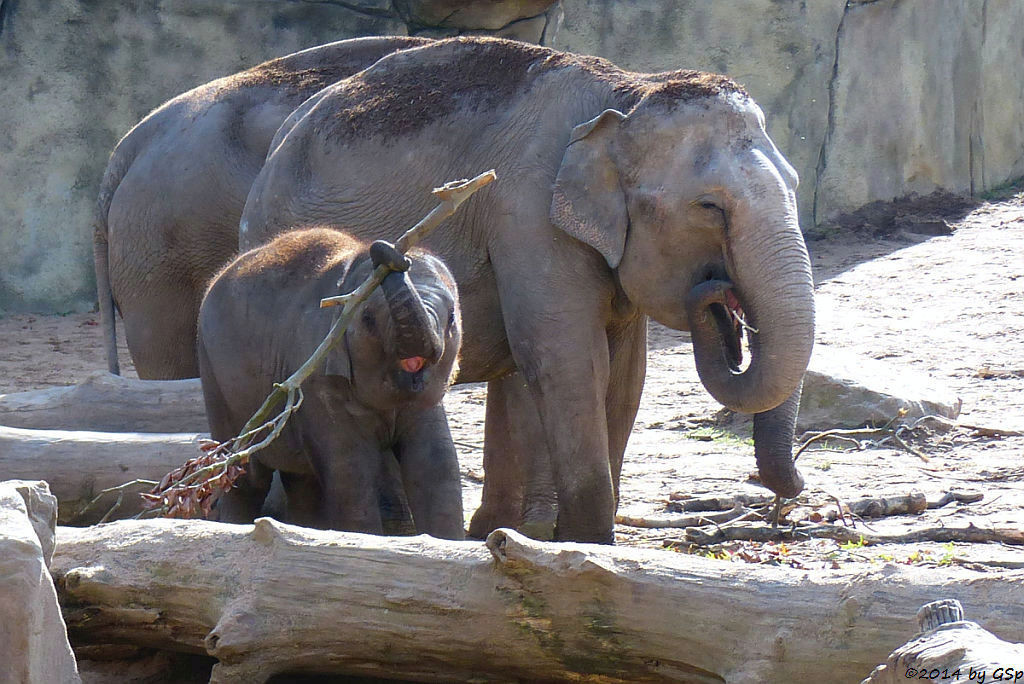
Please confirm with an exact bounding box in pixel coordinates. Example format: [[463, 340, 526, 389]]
[[2, 192, 1023, 572]]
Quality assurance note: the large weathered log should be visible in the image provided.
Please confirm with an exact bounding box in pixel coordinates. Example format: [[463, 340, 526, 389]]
[[0, 480, 80, 683], [0, 372, 207, 433], [51, 520, 1024, 684], [863, 599, 1024, 683], [0, 427, 202, 524]]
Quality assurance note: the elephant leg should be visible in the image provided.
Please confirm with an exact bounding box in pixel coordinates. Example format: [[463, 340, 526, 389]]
[[379, 452, 417, 536], [493, 255, 616, 543], [394, 405, 464, 540], [215, 459, 273, 524], [501, 374, 557, 541], [277, 470, 324, 529], [467, 376, 525, 539], [119, 284, 201, 379], [605, 314, 648, 503], [310, 434, 385, 534]]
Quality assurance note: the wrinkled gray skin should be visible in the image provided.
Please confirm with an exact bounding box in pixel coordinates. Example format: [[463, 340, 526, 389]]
[[95, 36, 430, 379], [240, 37, 815, 543], [198, 228, 464, 538]]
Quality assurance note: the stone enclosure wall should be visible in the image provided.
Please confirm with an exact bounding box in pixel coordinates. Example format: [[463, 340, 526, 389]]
[[2, 0, 1022, 314]]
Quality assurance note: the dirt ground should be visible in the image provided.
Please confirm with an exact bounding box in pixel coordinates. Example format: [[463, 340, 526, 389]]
[[1, 191, 1022, 578]]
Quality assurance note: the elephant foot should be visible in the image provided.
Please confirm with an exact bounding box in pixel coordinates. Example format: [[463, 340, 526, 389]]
[[467, 504, 521, 540], [517, 519, 556, 541]]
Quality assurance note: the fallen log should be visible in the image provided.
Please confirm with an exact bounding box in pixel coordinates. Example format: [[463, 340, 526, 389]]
[[685, 521, 1024, 546], [0, 372, 207, 433], [0, 480, 80, 683], [0, 427, 202, 524], [863, 599, 1024, 683], [51, 520, 1024, 683]]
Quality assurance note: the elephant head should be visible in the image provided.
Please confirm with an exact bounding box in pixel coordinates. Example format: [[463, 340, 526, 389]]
[[326, 246, 461, 412], [550, 84, 813, 497]]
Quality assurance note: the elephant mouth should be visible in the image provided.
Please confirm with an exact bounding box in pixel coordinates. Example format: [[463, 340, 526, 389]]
[[400, 356, 427, 373], [395, 365, 428, 393], [686, 280, 749, 372]]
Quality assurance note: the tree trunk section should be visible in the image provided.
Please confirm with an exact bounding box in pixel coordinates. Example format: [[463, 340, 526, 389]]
[[0, 427, 202, 524], [51, 521, 1024, 683], [0, 372, 207, 433]]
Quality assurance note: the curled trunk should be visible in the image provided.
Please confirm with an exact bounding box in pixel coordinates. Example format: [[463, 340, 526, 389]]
[[686, 166, 815, 415], [380, 271, 442, 363]]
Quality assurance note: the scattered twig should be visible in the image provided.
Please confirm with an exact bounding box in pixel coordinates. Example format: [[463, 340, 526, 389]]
[[794, 410, 968, 463], [794, 426, 892, 460], [134, 170, 497, 520], [828, 493, 850, 527], [616, 503, 755, 529], [685, 521, 1024, 546], [666, 492, 775, 513], [927, 490, 984, 509], [890, 427, 929, 461], [910, 414, 1024, 438], [848, 493, 928, 518]]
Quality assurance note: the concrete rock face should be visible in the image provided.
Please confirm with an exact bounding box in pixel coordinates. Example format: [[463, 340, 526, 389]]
[[798, 348, 962, 433], [0, 0, 556, 315], [3, 0, 1024, 313], [551, 0, 1024, 227], [398, 0, 557, 30], [0, 480, 80, 684], [816, 0, 1024, 222]]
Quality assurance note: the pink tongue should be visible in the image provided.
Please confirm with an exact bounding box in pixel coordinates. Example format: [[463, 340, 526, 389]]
[[400, 356, 426, 373], [725, 289, 741, 313]]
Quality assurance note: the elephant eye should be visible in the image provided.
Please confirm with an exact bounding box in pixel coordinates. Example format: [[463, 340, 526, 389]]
[[698, 200, 720, 211]]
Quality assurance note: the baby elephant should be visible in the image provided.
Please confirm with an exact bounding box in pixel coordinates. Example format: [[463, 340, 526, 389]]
[[198, 228, 464, 539]]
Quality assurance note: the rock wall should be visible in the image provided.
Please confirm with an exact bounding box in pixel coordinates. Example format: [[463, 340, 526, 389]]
[[550, 0, 1024, 230], [2, 0, 1022, 313], [0, 0, 557, 314]]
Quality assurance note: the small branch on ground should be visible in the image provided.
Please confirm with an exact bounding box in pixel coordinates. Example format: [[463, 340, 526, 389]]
[[684, 521, 1024, 546], [797, 412, 1024, 466], [910, 414, 1024, 438], [133, 170, 497, 520], [848, 493, 928, 518], [928, 490, 984, 508], [616, 503, 757, 529], [666, 492, 776, 512]]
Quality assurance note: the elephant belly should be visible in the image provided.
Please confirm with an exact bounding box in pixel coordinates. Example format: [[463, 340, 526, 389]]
[[252, 437, 313, 477]]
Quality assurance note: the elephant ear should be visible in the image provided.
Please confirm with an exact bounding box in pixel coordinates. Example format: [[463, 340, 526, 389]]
[[323, 273, 354, 379], [323, 330, 352, 379], [550, 109, 628, 269]]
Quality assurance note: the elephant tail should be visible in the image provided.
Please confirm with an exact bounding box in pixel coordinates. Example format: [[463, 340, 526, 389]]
[[94, 153, 126, 376]]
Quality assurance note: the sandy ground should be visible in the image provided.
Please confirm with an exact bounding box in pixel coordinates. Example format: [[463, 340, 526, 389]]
[[1, 193, 1022, 577]]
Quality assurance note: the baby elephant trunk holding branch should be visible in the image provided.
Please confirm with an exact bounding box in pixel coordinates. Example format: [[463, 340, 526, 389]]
[[197, 227, 464, 538]]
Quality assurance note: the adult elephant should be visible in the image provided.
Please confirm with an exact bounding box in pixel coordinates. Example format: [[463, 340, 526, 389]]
[[240, 37, 815, 543], [94, 35, 429, 379]]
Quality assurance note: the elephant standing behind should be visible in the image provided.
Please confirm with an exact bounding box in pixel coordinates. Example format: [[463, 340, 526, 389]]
[[94, 36, 429, 379], [199, 228, 464, 538], [239, 37, 815, 543]]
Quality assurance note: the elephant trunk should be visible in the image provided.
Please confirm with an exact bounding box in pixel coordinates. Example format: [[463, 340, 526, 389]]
[[753, 382, 805, 498], [380, 270, 443, 367], [686, 161, 815, 415]]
